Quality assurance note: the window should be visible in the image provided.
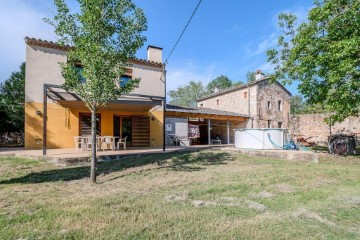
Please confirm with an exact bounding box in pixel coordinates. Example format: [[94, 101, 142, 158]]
[[216, 99, 220, 105], [119, 75, 131, 87], [267, 120, 271, 128], [74, 66, 86, 83], [119, 68, 133, 87], [199, 103, 203, 107], [278, 122, 282, 128], [244, 91, 247, 99], [267, 101, 271, 109], [278, 100, 282, 111], [79, 113, 101, 136]]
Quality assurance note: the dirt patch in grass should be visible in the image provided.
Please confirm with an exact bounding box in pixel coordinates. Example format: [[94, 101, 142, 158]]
[[274, 183, 295, 193], [250, 191, 275, 199], [164, 192, 189, 202], [244, 200, 267, 212], [292, 208, 337, 228]]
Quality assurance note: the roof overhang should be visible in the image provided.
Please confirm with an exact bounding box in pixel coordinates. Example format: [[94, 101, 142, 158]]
[[46, 86, 163, 112], [165, 105, 249, 121]]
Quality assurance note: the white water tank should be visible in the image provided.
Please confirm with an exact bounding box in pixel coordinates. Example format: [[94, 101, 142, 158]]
[[234, 128, 289, 150]]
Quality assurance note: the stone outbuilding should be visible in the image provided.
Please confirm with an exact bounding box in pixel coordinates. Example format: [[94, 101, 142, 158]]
[[197, 70, 291, 129]]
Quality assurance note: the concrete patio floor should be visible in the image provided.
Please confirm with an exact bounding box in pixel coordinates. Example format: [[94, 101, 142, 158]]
[[0, 145, 217, 165], [0, 144, 323, 166]]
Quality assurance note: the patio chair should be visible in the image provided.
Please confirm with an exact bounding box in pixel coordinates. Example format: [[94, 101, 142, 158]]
[[117, 136, 128, 150], [84, 136, 100, 151], [101, 136, 115, 151], [74, 136, 86, 152]]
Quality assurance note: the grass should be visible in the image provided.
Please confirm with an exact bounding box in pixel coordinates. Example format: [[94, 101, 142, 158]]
[[0, 150, 359, 239]]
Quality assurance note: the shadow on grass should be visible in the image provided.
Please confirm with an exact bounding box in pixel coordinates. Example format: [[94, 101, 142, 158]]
[[0, 151, 234, 185]]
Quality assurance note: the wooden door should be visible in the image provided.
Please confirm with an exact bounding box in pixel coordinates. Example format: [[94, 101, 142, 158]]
[[131, 116, 150, 147]]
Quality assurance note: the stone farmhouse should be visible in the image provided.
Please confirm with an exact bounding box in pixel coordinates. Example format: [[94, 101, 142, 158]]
[[197, 71, 292, 129]]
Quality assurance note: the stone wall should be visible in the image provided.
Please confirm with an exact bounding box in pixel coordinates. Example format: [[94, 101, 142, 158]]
[[197, 85, 257, 116], [255, 80, 291, 129], [197, 79, 291, 130], [290, 113, 360, 145]]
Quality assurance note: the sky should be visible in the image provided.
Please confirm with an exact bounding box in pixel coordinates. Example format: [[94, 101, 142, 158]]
[[0, 0, 314, 96]]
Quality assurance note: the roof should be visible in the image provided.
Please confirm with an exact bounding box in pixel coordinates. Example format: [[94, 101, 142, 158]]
[[166, 104, 249, 118], [198, 78, 292, 101], [25, 37, 163, 69]]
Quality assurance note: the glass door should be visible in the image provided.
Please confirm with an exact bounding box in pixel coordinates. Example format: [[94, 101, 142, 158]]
[[121, 117, 132, 146]]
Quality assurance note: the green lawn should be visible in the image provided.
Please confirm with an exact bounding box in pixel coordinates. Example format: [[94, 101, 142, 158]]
[[0, 150, 359, 239]]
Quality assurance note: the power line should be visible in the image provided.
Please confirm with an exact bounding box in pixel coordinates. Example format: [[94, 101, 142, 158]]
[[165, 0, 202, 64]]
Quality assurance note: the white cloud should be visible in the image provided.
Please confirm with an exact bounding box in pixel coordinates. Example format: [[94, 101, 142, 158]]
[[0, 0, 55, 81], [253, 33, 277, 56], [166, 61, 219, 93]]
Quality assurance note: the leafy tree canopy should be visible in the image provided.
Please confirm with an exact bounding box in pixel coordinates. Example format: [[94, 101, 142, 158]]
[[45, 0, 147, 182], [0, 62, 25, 133], [290, 95, 328, 115], [168, 80, 206, 107], [206, 75, 233, 93], [267, 0, 360, 123]]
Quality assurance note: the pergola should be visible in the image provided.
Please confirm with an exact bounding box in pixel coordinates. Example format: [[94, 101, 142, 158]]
[[165, 104, 249, 145], [42, 84, 164, 155]]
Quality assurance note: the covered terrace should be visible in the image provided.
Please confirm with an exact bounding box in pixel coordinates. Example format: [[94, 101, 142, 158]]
[[165, 104, 249, 146]]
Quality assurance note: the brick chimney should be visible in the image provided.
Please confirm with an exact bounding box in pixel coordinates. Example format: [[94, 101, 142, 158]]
[[147, 45, 163, 63], [255, 69, 265, 80]]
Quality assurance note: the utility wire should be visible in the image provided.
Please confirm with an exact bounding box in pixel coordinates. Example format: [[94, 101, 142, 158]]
[[165, 0, 202, 64]]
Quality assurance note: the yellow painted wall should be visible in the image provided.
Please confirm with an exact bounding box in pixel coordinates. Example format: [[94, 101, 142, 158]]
[[25, 102, 164, 149]]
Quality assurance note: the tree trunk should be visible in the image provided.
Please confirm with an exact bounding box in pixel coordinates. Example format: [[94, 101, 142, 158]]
[[90, 109, 97, 183]]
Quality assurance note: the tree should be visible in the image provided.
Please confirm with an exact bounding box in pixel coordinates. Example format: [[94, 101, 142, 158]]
[[168, 81, 206, 107], [45, 0, 147, 183], [206, 75, 233, 93], [246, 71, 255, 83], [0, 62, 25, 134], [290, 95, 305, 114], [267, 0, 360, 123]]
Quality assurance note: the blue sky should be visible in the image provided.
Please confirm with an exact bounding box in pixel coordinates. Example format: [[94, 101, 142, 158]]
[[0, 0, 314, 96]]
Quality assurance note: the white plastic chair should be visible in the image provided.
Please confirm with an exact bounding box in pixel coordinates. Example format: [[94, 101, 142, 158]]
[[74, 136, 86, 152], [101, 136, 115, 151], [117, 136, 128, 150]]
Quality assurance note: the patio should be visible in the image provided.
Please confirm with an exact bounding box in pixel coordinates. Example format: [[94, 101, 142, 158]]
[[0, 145, 220, 166]]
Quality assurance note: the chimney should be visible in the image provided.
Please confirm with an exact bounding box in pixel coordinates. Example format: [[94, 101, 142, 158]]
[[214, 87, 219, 93], [255, 69, 265, 80], [147, 45, 163, 63]]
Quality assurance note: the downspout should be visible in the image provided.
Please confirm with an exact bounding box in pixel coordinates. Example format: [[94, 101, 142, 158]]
[[162, 63, 166, 151]]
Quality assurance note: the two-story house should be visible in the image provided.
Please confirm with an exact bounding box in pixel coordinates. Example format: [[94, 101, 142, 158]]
[[197, 70, 291, 129], [24, 37, 165, 150]]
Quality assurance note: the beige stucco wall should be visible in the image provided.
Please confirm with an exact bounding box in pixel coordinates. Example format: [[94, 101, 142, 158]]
[[25, 43, 165, 149], [25, 44, 165, 103]]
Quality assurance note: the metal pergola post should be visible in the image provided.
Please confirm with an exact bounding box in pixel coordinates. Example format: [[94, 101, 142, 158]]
[[43, 84, 48, 155], [227, 120, 230, 145], [208, 119, 211, 146]]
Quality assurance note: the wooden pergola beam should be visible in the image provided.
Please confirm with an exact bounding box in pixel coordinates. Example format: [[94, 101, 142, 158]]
[[165, 111, 247, 122]]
